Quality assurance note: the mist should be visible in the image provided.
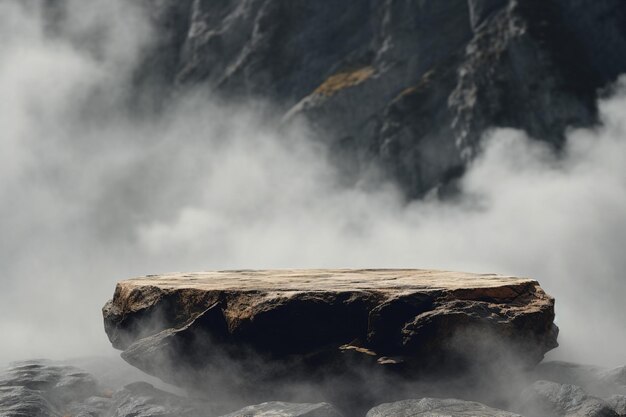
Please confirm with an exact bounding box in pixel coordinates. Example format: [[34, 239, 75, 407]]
[[1, 0, 625, 374]]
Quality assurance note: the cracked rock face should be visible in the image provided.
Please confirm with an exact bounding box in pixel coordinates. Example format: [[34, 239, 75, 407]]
[[46, 0, 626, 196], [103, 269, 558, 405], [99, 0, 626, 197]]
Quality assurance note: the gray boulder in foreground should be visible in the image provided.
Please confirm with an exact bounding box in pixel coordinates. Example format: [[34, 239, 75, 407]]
[[365, 398, 522, 417], [517, 380, 618, 417], [219, 401, 344, 417]]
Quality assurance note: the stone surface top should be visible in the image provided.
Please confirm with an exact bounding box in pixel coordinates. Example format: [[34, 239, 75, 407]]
[[122, 269, 535, 292]]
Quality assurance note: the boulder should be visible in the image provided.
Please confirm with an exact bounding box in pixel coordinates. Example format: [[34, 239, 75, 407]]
[[0, 386, 60, 417], [365, 398, 522, 417], [108, 381, 212, 417], [0, 360, 102, 417], [606, 396, 626, 417], [219, 401, 343, 417], [103, 269, 557, 408], [533, 362, 626, 397], [602, 368, 626, 391], [0, 360, 214, 417], [0, 360, 99, 408], [517, 380, 618, 417], [66, 395, 113, 417]]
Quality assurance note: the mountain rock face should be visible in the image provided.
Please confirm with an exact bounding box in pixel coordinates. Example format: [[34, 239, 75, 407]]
[[129, 0, 626, 197], [103, 269, 557, 411]]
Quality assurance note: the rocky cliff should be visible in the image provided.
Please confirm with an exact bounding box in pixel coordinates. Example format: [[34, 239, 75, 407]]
[[122, 0, 626, 197]]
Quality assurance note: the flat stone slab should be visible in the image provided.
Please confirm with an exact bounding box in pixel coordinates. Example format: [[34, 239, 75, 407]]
[[103, 269, 558, 404]]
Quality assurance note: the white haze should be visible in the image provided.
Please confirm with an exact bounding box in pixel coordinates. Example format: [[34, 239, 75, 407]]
[[0, 1, 625, 370]]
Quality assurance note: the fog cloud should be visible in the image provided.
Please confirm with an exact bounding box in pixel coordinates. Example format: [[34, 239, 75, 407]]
[[0, 0, 625, 370]]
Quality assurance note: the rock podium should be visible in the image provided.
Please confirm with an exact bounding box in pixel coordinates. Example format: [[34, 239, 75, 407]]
[[103, 269, 558, 408]]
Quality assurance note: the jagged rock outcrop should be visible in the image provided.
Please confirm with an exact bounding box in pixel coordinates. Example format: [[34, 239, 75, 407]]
[[103, 269, 557, 410], [117, 0, 626, 197], [365, 398, 523, 417]]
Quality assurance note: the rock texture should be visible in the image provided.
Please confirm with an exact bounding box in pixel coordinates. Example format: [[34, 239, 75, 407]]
[[219, 401, 344, 417], [109, 381, 209, 417], [103, 269, 557, 402], [607, 396, 626, 417], [365, 398, 523, 417], [0, 386, 60, 417], [533, 362, 626, 397], [8, 357, 626, 417], [517, 380, 618, 417], [63, 0, 624, 197], [0, 360, 217, 417], [0, 360, 101, 417]]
